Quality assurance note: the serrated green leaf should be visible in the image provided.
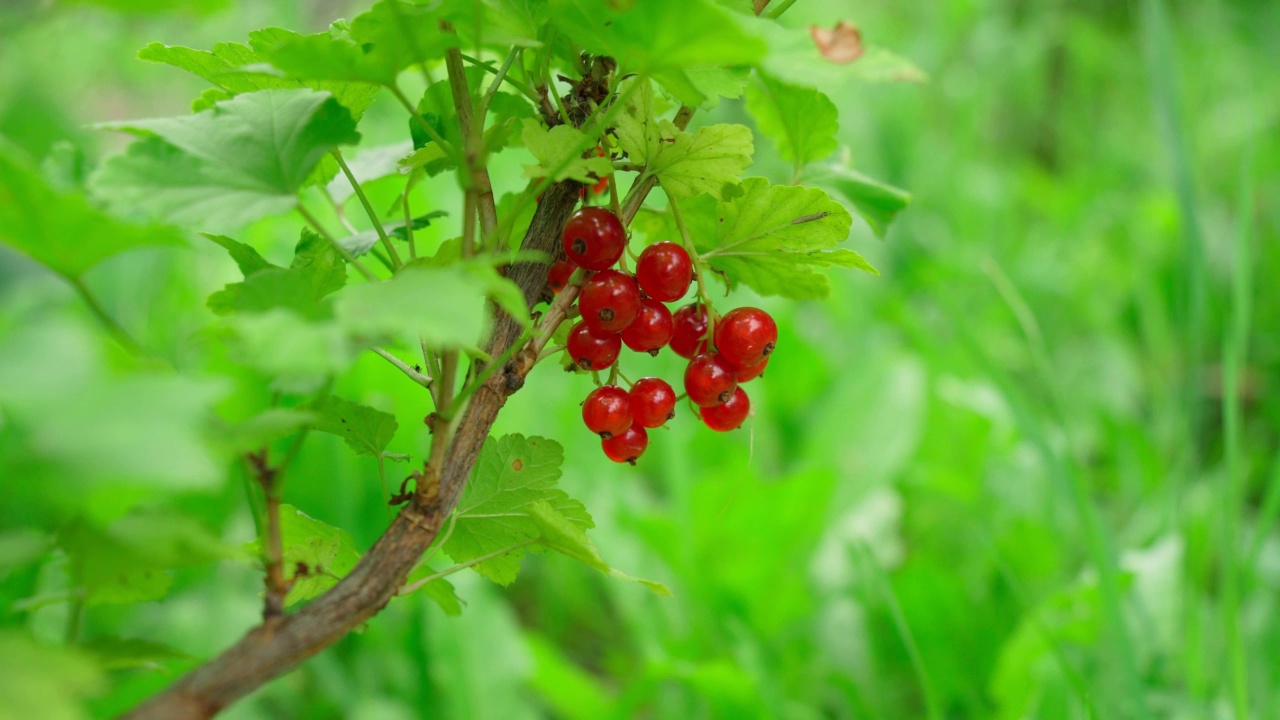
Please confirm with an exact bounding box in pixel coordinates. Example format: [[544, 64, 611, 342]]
[[549, 0, 765, 105], [0, 141, 184, 279], [252, 2, 458, 86], [810, 165, 911, 239], [744, 74, 839, 169], [444, 435, 590, 585], [692, 177, 875, 299], [615, 82, 751, 199], [520, 119, 613, 184], [677, 65, 751, 108], [209, 229, 346, 317], [138, 39, 378, 119], [276, 504, 361, 606], [203, 233, 278, 276], [525, 501, 670, 596], [308, 395, 397, 458], [92, 89, 360, 230], [289, 229, 348, 299], [0, 633, 104, 720]]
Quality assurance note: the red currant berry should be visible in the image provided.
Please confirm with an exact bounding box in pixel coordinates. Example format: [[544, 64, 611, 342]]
[[714, 307, 778, 369], [621, 298, 674, 355], [582, 385, 633, 438], [602, 424, 648, 465], [562, 207, 625, 270], [547, 259, 576, 294], [629, 377, 676, 428], [684, 352, 738, 407], [734, 356, 769, 383], [670, 303, 710, 359], [700, 386, 750, 431], [567, 321, 620, 371], [635, 242, 693, 302], [579, 269, 641, 334]]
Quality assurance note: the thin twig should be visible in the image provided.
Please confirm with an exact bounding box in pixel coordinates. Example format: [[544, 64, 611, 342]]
[[246, 450, 287, 620], [372, 346, 434, 389], [478, 48, 521, 119], [332, 149, 402, 269], [66, 275, 145, 356], [389, 83, 454, 155], [460, 52, 542, 103], [441, 24, 499, 245]]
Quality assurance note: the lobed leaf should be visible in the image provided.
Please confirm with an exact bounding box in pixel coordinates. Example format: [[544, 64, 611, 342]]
[[92, 89, 360, 231], [744, 74, 839, 169], [308, 395, 398, 458]]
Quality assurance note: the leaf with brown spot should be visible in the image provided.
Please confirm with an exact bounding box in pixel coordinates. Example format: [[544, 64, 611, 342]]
[[810, 22, 864, 64]]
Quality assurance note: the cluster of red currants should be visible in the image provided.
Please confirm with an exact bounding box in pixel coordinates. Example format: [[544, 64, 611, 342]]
[[549, 207, 778, 465]]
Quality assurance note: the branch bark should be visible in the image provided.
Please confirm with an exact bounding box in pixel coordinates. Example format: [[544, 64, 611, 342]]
[[120, 105, 695, 720]]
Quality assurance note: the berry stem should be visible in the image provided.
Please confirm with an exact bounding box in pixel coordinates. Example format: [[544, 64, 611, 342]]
[[666, 194, 717, 342]]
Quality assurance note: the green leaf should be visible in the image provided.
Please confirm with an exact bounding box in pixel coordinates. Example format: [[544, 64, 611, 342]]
[[549, 0, 766, 105], [138, 39, 379, 119], [252, 2, 459, 86], [757, 23, 927, 90], [276, 504, 361, 606], [525, 501, 670, 596], [614, 82, 752, 199], [809, 165, 911, 239], [334, 264, 517, 348], [744, 74, 839, 169], [0, 321, 228, 496], [405, 563, 463, 616], [82, 637, 194, 672], [308, 395, 398, 458], [0, 632, 104, 720], [0, 141, 184, 278], [208, 229, 346, 317], [692, 177, 875, 299], [226, 310, 356, 393], [519, 119, 613, 184], [677, 65, 751, 108], [92, 89, 360, 230], [203, 233, 278, 276], [216, 408, 316, 454], [444, 435, 590, 585], [62, 510, 234, 606]]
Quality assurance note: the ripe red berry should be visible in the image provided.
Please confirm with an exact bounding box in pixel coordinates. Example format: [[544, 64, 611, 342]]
[[629, 377, 676, 428], [582, 385, 633, 438], [546, 259, 576, 294], [635, 242, 693, 302], [621, 298, 674, 355], [562, 207, 626, 270], [714, 307, 778, 369], [567, 321, 620, 371], [684, 352, 738, 407], [700, 387, 750, 431], [579, 269, 641, 334], [670, 303, 710, 359], [734, 356, 769, 383], [602, 424, 648, 465]]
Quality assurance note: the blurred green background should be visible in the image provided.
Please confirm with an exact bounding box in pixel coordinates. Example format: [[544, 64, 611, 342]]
[[1, 0, 1276, 718]]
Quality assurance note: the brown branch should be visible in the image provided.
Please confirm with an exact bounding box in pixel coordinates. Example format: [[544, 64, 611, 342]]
[[121, 99, 696, 720], [753, 0, 772, 16], [245, 451, 286, 620], [441, 22, 498, 245]]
